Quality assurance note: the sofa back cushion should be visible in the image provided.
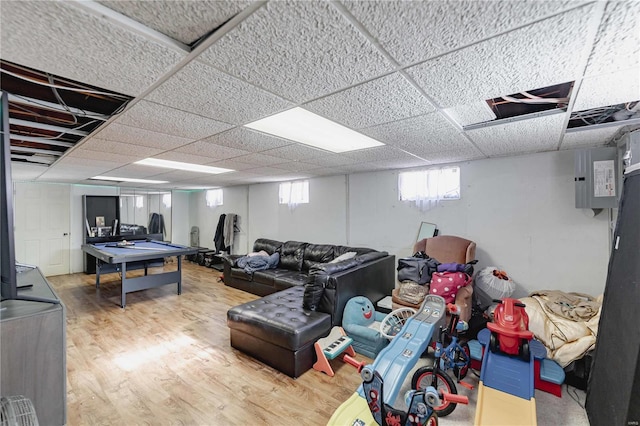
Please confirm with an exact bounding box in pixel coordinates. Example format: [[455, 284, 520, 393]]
[[302, 244, 335, 271], [335, 245, 375, 257], [253, 238, 283, 255], [279, 241, 307, 271]]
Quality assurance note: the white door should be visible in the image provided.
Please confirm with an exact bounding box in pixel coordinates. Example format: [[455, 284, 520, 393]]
[[14, 182, 70, 276]]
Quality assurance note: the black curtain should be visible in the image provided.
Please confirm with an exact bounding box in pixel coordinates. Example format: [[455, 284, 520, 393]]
[[586, 169, 640, 426]]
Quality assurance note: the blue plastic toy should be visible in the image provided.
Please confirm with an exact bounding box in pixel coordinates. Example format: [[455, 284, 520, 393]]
[[342, 296, 389, 359]]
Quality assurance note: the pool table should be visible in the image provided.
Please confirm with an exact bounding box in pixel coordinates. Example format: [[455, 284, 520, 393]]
[[81, 240, 198, 308]]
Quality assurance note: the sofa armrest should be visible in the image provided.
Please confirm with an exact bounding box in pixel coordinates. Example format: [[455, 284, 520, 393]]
[[317, 255, 396, 326]]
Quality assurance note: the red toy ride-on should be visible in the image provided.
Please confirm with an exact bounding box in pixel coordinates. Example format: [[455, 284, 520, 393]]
[[487, 298, 534, 361]]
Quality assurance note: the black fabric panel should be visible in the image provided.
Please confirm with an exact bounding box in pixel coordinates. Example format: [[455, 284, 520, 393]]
[[302, 244, 335, 271], [279, 241, 307, 271], [586, 170, 640, 426]]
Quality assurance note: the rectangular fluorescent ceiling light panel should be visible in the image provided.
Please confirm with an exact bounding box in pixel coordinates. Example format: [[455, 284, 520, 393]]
[[244, 107, 384, 153], [91, 176, 168, 184], [135, 158, 234, 174]]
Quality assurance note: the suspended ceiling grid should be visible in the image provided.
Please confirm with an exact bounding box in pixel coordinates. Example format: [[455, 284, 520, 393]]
[[0, 0, 638, 189]]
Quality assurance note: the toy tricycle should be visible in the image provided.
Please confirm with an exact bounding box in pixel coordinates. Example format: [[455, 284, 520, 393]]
[[487, 297, 534, 361]]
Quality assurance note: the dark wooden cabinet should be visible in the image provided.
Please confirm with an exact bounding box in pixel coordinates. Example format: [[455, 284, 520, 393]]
[[586, 169, 640, 426]]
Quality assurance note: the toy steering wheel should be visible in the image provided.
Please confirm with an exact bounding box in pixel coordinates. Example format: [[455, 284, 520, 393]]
[[380, 307, 416, 340]]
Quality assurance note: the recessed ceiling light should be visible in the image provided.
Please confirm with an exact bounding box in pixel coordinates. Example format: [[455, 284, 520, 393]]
[[135, 158, 234, 174], [91, 176, 168, 184], [244, 107, 384, 153]]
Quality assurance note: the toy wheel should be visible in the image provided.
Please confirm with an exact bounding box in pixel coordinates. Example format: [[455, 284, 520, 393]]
[[380, 308, 416, 340], [411, 367, 458, 417], [520, 340, 530, 361], [489, 332, 500, 353], [424, 413, 438, 426], [453, 342, 471, 379]]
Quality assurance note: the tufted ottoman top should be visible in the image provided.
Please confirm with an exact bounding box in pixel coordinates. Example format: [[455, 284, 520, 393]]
[[227, 285, 331, 351]]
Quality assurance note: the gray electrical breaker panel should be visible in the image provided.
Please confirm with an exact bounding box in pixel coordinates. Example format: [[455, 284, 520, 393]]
[[575, 147, 618, 209]]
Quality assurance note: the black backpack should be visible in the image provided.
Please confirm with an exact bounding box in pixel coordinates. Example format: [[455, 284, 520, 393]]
[[396, 252, 440, 285]]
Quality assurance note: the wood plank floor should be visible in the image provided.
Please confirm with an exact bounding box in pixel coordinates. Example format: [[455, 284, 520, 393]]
[[46, 261, 368, 425]]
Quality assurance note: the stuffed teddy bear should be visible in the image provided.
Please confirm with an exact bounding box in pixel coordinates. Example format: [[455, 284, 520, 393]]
[[342, 296, 389, 359]]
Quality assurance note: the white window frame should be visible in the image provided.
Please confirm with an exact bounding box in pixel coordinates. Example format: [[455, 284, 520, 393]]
[[279, 180, 309, 206], [205, 188, 223, 207], [398, 167, 460, 209]]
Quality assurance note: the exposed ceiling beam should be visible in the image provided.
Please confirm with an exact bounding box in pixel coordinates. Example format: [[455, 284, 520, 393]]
[[10, 118, 89, 136], [8, 93, 111, 121], [9, 134, 75, 147], [9, 146, 65, 156], [11, 154, 55, 164]]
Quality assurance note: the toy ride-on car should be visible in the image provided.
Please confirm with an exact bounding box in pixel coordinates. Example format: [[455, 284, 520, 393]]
[[487, 298, 534, 361]]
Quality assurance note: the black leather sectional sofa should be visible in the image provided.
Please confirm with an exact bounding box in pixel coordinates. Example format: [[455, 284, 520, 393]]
[[225, 238, 395, 377]]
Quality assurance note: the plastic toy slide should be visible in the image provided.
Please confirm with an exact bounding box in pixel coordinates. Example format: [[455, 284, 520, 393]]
[[328, 295, 447, 425], [474, 329, 537, 425]]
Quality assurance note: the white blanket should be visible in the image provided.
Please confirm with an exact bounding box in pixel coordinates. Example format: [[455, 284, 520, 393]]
[[520, 291, 602, 368]]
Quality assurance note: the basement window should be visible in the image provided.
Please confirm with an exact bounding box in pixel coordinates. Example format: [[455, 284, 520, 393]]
[[206, 189, 223, 207], [279, 180, 309, 206], [399, 167, 460, 204]]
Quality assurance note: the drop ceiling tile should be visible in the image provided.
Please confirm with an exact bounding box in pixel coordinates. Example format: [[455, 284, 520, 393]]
[[444, 102, 497, 127], [363, 157, 431, 171], [251, 173, 314, 183], [361, 112, 472, 153], [262, 144, 328, 161], [152, 151, 225, 165], [466, 112, 566, 156], [96, 123, 193, 149], [415, 147, 486, 164], [231, 153, 289, 167], [204, 128, 292, 152], [204, 159, 258, 172], [560, 125, 627, 149], [146, 61, 293, 124], [80, 138, 164, 158], [97, 0, 252, 44], [10, 163, 47, 181], [107, 164, 179, 179], [304, 154, 362, 167], [585, 1, 640, 77], [406, 5, 594, 108], [198, 0, 392, 101], [343, 146, 414, 162], [304, 73, 435, 129], [270, 161, 322, 172], [67, 148, 132, 164], [115, 100, 234, 139], [573, 67, 640, 111], [344, 0, 587, 66], [0, 1, 185, 96], [146, 169, 234, 181], [174, 141, 251, 160]]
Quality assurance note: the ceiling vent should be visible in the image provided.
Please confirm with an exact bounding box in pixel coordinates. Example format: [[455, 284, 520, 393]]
[[0, 60, 132, 166]]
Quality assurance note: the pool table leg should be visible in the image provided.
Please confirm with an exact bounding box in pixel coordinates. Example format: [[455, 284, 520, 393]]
[[95, 259, 100, 288], [120, 262, 127, 308], [177, 256, 182, 295]]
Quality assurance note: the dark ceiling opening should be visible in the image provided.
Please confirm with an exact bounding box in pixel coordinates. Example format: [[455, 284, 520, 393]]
[[486, 81, 574, 121], [0, 60, 132, 166]]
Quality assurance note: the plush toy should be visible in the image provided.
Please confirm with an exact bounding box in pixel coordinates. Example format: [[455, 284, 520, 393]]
[[342, 296, 390, 359]]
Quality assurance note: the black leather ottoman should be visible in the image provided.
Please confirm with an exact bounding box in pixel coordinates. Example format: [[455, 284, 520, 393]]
[[227, 285, 332, 378]]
